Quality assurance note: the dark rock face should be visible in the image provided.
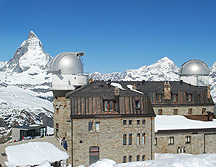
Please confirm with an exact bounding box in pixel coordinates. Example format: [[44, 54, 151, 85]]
[[39, 113, 53, 128]]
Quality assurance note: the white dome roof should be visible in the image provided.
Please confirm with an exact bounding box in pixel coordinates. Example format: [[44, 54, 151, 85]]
[[179, 59, 209, 76], [49, 52, 84, 75]]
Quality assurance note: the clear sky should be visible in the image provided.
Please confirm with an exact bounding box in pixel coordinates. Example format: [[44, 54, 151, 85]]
[[0, 0, 216, 74]]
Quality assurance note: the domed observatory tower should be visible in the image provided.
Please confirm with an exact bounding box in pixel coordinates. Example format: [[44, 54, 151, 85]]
[[179, 59, 209, 86], [49, 52, 88, 91]]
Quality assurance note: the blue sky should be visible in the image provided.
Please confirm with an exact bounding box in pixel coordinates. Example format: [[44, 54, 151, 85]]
[[0, 0, 216, 73]]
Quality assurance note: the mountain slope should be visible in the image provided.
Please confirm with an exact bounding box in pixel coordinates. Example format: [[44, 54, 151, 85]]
[[0, 31, 53, 142]]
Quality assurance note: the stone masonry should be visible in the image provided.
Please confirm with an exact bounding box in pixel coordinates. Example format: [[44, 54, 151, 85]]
[[153, 106, 214, 115], [155, 131, 216, 155], [68, 116, 155, 166]]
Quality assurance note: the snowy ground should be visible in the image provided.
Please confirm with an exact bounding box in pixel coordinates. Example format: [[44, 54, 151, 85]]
[[89, 153, 216, 167]]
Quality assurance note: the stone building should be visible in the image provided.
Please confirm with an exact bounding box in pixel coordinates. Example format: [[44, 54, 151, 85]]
[[53, 81, 155, 166], [49, 52, 216, 166], [155, 114, 216, 155]]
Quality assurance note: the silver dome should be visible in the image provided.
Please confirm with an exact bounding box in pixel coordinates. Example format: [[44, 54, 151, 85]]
[[49, 52, 84, 75], [179, 59, 209, 76]]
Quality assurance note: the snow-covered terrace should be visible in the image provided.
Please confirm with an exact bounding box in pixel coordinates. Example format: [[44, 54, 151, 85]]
[[0, 136, 68, 167], [155, 115, 216, 132], [5, 142, 68, 167]]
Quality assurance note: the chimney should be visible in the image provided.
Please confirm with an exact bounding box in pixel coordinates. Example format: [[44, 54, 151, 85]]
[[207, 85, 211, 99], [163, 81, 171, 100], [132, 84, 136, 90], [114, 86, 120, 113], [114, 86, 120, 96]]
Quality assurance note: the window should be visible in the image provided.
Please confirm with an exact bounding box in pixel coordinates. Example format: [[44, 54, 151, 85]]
[[186, 136, 191, 144], [202, 108, 206, 115], [137, 120, 140, 125], [169, 137, 174, 145], [134, 99, 140, 109], [123, 120, 127, 126], [158, 95, 162, 102], [187, 94, 192, 102], [88, 122, 93, 131], [95, 122, 100, 131], [56, 108, 59, 113], [104, 100, 115, 111], [123, 134, 127, 145], [158, 109, 163, 115], [142, 155, 145, 161], [123, 156, 127, 163], [129, 155, 132, 162], [188, 108, 192, 115], [136, 155, 140, 161], [129, 134, 132, 145], [173, 109, 178, 115], [56, 123, 59, 137], [142, 119, 145, 125], [129, 120, 132, 125], [155, 137, 157, 145], [137, 133, 140, 145], [142, 133, 145, 145]]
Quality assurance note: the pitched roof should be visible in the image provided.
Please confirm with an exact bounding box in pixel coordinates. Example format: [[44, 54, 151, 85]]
[[66, 80, 208, 98], [66, 81, 146, 98]]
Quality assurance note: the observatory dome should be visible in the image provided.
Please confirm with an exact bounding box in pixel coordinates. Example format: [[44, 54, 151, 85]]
[[49, 52, 84, 75], [179, 59, 209, 76]]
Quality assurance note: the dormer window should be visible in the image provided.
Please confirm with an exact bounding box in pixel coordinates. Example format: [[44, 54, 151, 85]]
[[134, 99, 140, 109], [104, 100, 114, 112], [187, 94, 192, 102]]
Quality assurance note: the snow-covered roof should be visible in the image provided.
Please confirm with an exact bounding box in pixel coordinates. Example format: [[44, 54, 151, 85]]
[[5, 142, 69, 166], [110, 82, 125, 90], [155, 115, 216, 132]]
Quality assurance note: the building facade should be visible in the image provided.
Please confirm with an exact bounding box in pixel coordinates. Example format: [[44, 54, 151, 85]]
[[155, 128, 216, 155], [50, 53, 215, 166], [53, 81, 155, 166]]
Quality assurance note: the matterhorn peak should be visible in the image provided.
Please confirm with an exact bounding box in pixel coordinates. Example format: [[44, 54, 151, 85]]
[[0, 31, 52, 73], [28, 31, 38, 39]]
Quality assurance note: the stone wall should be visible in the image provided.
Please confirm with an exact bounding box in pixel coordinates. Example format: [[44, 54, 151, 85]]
[[68, 116, 155, 167], [153, 106, 214, 115], [155, 131, 216, 155], [53, 97, 71, 139]]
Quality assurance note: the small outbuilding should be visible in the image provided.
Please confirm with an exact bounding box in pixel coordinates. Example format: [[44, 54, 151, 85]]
[[12, 124, 47, 142]]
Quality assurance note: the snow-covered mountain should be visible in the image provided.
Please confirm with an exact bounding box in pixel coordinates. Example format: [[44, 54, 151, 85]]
[[0, 31, 215, 143], [0, 31, 53, 141], [90, 57, 179, 81], [210, 61, 216, 103], [90, 58, 216, 103]]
